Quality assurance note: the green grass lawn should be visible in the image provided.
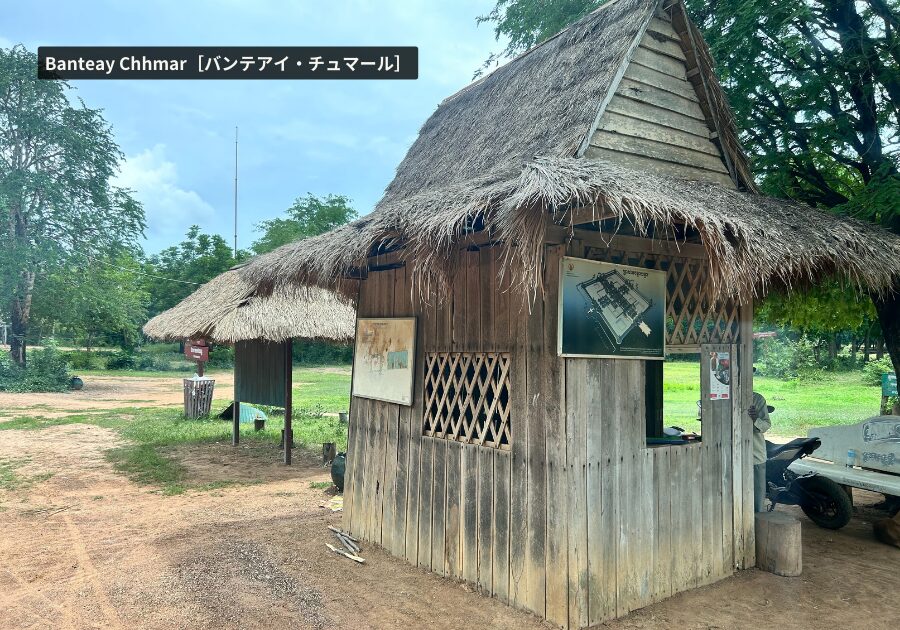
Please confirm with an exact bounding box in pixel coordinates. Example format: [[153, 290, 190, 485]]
[[664, 362, 883, 436], [0, 367, 352, 495], [3, 360, 883, 494]]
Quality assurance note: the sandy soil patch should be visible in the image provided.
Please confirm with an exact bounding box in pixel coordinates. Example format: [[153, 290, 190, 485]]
[[0, 421, 897, 629], [0, 373, 235, 419]]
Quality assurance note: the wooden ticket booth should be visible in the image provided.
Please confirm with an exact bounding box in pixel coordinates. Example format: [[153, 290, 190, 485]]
[[240, 0, 900, 625]]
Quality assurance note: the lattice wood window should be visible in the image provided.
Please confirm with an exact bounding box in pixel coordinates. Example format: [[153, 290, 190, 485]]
[[585, 246, 740, 349], [423, 352, 511, 450]]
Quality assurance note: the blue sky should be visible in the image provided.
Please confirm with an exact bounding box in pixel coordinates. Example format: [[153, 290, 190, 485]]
[[3, 0, 506, 253]]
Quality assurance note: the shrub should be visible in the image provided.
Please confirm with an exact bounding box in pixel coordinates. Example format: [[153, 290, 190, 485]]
[[106, 351, 137, 370], [863, 356, 895, 386], [136, 353, 173, 371], [757, 337, 817, 380], [64, 350, 105, 371], [0, 342, 71, 392], [293, 341, 353, 366], [21, 342, 71, 392], [206, 345, 235, 369]]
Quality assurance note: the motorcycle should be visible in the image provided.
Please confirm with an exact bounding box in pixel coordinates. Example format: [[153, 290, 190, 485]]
[[764, 407, 853, 529]]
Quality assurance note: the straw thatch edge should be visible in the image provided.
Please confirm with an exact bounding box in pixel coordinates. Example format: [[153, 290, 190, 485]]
[[242, 156, 900, 305], [143, 267, 356, 345]]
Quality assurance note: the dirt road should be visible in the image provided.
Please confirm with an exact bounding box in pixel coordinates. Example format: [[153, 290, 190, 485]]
[[0, 418, 897, 628], [0, 373, 235, 419]]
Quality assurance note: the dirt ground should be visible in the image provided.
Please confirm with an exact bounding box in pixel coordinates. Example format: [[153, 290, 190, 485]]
[[1, 400, 898, 628], [0, 373, 236, 419]]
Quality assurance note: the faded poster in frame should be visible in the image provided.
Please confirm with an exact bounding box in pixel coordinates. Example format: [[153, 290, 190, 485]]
[[352, 317, 417, 405], [707, 351, 731, 399], [558, 257, 665, 359]]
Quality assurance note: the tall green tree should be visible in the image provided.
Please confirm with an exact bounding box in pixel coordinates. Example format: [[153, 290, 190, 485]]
[[0, 45, 144, 365], [478, 0, 900, 380], [32, 253, 148, 351], [143, 226, 244, 316], [251, 193, 357, 255]]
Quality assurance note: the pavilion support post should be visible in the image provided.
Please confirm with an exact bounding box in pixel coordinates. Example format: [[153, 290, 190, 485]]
[[284, 339, 293, 465], [233, 400, 240, 446]]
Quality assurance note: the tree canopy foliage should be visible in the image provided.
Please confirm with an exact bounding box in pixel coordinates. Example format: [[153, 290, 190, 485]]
[[478, 0, 900, 376], [0, 45, 144, 365], [251, 193, 357, 255], [143, 226, 245, 318]]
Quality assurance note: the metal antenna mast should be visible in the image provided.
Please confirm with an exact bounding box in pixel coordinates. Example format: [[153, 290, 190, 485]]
[[233, 126, 239, 258]]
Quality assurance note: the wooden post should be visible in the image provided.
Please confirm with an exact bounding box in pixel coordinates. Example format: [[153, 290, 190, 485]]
[[232, 342, 240, 446], [284, 339, 293, 465], [233, 400, 240, 446]]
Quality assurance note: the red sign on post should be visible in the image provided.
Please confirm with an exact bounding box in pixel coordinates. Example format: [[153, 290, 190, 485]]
[[186, 345, 209, 362]]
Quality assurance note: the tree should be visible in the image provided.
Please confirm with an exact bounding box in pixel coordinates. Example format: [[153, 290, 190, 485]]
[[143, 226, 244, 317], [478, 0, 900, 380], [32, 253, 148, 351], [251, 193, 357, 255], [0, 45, 144, 365]]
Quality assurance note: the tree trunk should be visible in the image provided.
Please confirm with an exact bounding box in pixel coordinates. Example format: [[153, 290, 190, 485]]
[[8, 271, 35, 367], [872, 291, 900, 383]]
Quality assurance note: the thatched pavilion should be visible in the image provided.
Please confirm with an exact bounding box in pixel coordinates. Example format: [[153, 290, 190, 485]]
[[144, 265, 355, 463], [240, 0, 900, 626]]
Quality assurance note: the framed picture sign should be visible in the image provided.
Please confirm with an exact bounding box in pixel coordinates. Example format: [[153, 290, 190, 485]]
[[351, 317, 417, 405]]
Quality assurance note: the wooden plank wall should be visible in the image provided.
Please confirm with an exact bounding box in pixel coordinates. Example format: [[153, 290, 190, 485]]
[[342, 242, 751, 628], [584, 12, 736, 188]]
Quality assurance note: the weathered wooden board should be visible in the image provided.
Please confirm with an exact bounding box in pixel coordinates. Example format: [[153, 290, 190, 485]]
[[524, 249, 547, 617], [632, 45, 691, 84], [584, 145, 735, 188], [590, 130, 729, 175], [478, 445, 494, 593], [615, 76, 707, 121], [584, 360, 608, 625], [605, 91, 709, 135], [565, 358, 589, 629], [508, 278, 529, 608], [491, 246, 512, 603], [624, 59, 696, 100], [544, 244, 568, 627], [597, 111, 718, 156]]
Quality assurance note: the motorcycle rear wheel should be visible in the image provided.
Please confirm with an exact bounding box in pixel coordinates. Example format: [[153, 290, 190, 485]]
[[798, 476, 852, 529]]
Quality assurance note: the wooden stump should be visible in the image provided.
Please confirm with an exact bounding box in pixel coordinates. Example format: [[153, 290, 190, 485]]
[[755, 511, 802, 576]]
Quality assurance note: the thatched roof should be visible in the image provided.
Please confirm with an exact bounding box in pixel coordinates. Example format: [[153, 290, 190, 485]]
[[242, 0, 900, 301], [143, 266, 356, 344]]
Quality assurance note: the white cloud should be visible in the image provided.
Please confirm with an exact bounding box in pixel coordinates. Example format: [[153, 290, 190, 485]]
[[114, 144, 216, 250]]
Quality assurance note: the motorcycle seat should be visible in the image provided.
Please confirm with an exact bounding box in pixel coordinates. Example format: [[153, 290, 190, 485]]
[[766, 437, 821, 459]]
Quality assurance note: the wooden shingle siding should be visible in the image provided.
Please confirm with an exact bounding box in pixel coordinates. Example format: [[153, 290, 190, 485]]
[[587, 17, 736, 189], [342, 241, 753, 629]]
